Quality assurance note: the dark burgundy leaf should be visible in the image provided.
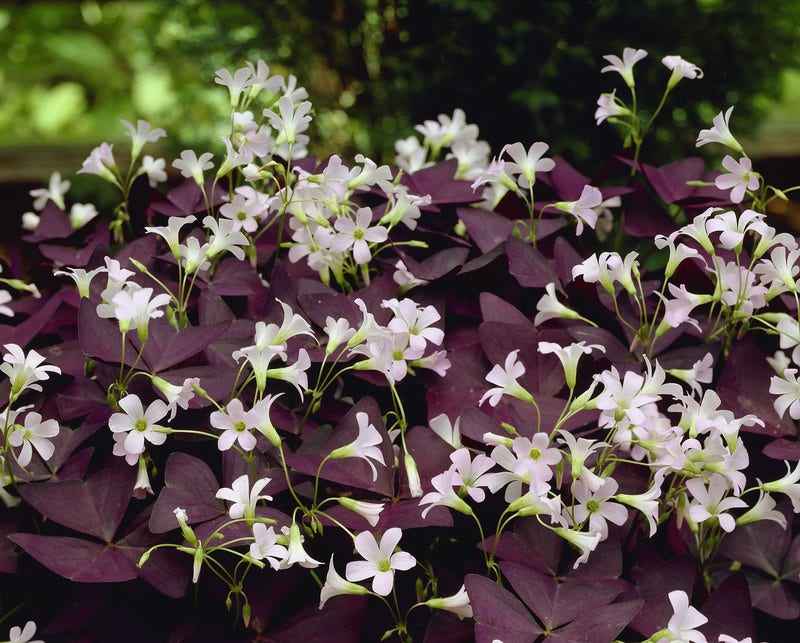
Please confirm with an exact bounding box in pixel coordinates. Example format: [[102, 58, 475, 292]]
[[207, 256, 268, 297], [700, 573, 756, 642], [0, 512, 19, 573], [285, 398, 394, 497], [643, 157, 706, 204], [267, 596, 367, 643], [9, 533, 137, 582], [116, 506, 190, 598], [19, 457, 135, 541], [401, 159, 476, 205], [763, 438, 800, 462], [139, 316, 231, 372], [717, 338, 796, 437], [40, 222, 110, 268], [506, 235, 560, 288], [0, 292, 63, 348], [21, 200, 73, 242], [547, 599, 642, 643], [149, 453, 226, 534], [77, 298, 140, 367], [627, 554, 697, 637], [465, 573, 543, 643], [457, 207, 514, 254], [621, 186, 676, 238], [397, 247, 470, 281]]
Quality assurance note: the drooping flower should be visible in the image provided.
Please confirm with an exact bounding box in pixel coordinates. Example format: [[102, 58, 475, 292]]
[[345, 528, 416, 596], [662, 55, 703, 89], [329, 411, 386, 481], [553, 185, 602, 235], [594, 89, 630, 125], [29, 171, 70, 210], [319, 555, 369, 609], [423, 585, 473, 620]]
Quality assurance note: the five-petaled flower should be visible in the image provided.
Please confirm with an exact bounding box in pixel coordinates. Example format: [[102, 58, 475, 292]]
[[345, 527, 416, 596]]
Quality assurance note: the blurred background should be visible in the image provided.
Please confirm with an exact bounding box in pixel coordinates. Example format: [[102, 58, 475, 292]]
[[2, 0, 800, 205]]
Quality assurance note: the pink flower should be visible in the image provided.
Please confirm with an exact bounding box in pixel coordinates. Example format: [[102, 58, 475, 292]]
[[345, 528, 416, 596], [666, 590, 708, 643], [662, 55, 703, 89], [594, 89, 630, 125]]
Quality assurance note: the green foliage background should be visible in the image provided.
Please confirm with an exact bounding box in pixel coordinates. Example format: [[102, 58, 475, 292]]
[[1, 0, 800, 172]]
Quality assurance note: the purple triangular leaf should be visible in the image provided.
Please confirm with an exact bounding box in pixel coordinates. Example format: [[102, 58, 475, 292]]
[[547, 599, 642, 643], [457, 207, 514, 254], [506, 235, 560, 288], [77, 298, 140, 367], [627, 554, 697, 637], [116, 506, 190, 598], [18, 457, 135, 541], [401, 159, 476, 205], [717, 338, 795, 437], [700, 573, 756, 642], [465, 573, 543, 643], [149, 452, 226, 534], [284, 398, 394, 497], [9, 533, 137, 583], [139, 317, 231, 372]]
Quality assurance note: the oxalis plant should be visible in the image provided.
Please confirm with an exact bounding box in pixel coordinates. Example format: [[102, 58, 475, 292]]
[[2, 48, 800, 643]]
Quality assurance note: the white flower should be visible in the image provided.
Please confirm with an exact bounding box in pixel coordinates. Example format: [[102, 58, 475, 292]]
[[696, 107, 744, 155], [78, 142, 118, 184], [666, 590, 708, 643], [5, 620, 43, 643], [760, 460, 800, 511], [501, 141, 555, 189], [329, 411, 386, 481], [279, 522, 322, 569], [215, 66, 253, 107], [429, 413, 462, 449], [538, 341, 604, 390], [172, 150, 214, 185], [249, 523, 287, 570], [30, 171, 70, 210], [1, 344, 61, 399], [600, 47, 648, 87], [336, 498, 385, 527], [534, 282, 585, 325], [479, 349, 534, 407], [553, 185, 602, 235], [140, 155, 167, 187], [330, 208, 388, 265], [108, 394, 169, 461], [552, 526, 602, 568], [210, 398, 259, 452], [110, 286, 172, 341], [121, 119, 166, 158], [7, 411, 59, 467], [203, 215, 249, 261], [69, 203, 99, 229], [423, 585, 473, 620], [685, 474, 747, 533], [0, 291, 13, 317], [216, 474, 272, 521], [662, 55, 703, 89], [345, 528, 416, 596], [319, 555, 369, 609], [594, 89, 630, 125]]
